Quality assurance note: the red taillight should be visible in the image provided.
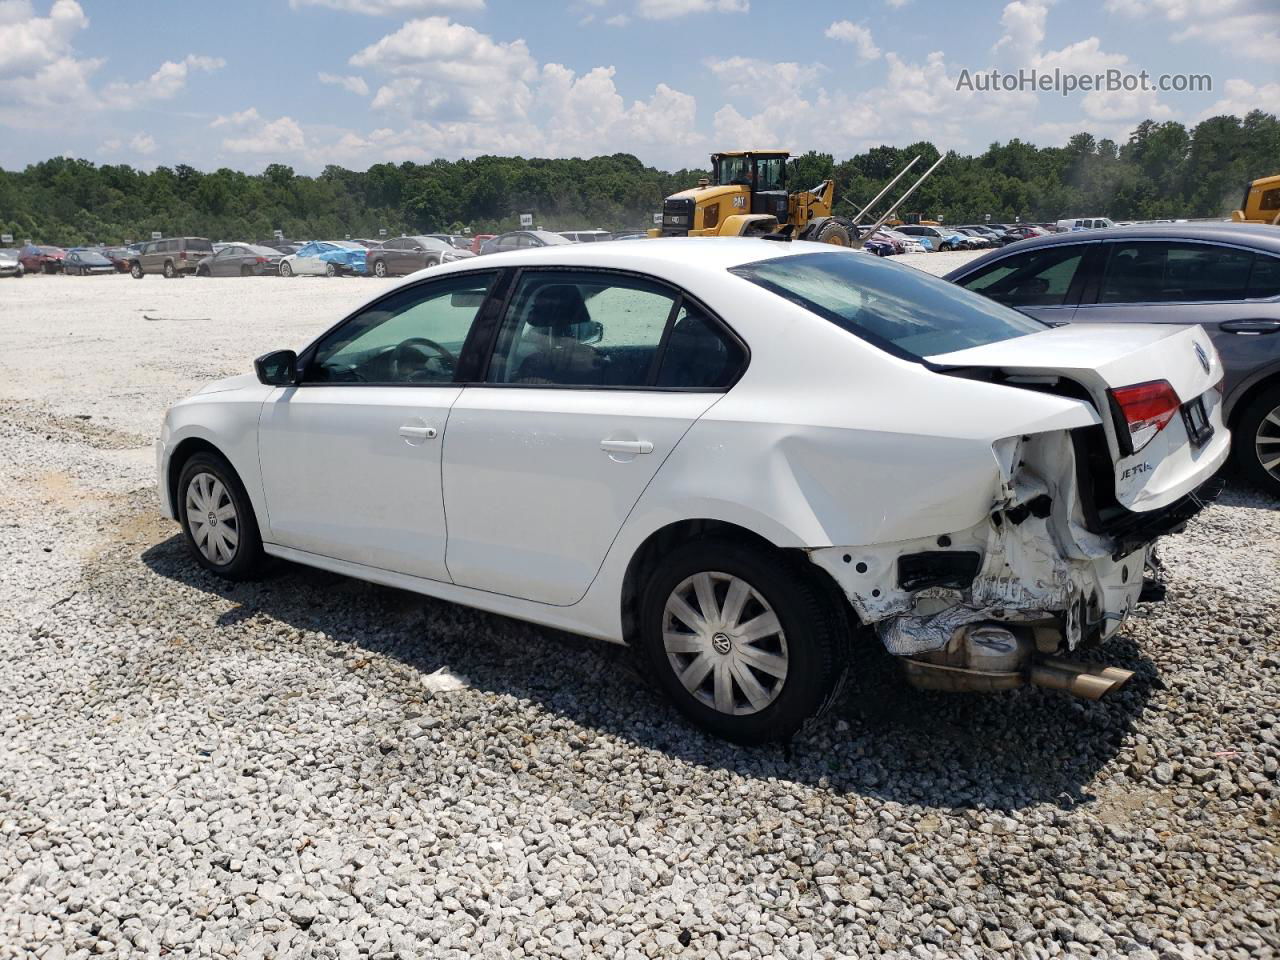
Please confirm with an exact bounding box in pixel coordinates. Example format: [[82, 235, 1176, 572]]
[[1110, 380, 1180, 453], [255, 257, 268, 264], [180, 250, 187, 259]]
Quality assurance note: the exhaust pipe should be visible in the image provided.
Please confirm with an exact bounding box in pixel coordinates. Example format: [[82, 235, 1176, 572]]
[[1029, 658, 1134, 700]]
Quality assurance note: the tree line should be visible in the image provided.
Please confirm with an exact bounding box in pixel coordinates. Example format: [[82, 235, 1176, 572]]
[[0, 110, 1275, 247]]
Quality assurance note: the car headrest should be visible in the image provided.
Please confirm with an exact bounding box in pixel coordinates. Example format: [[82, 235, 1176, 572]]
[[525, 284, 589, 330]]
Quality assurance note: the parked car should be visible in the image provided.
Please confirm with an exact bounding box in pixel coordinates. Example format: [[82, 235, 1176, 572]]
[[875, 228, 927, 255], [64, 248, 117, 275], [279, 241, 368, 278], [259, 241, 303, 257], [19, 244, 65, 274], [471, 234, 496, 255], [129, 237, 215, 278], [479, 230, 574, 255], [157, 237, 1226, 743], [894, 225, 970, 251], [366, 235, 476, 278], [862, 234, 897, 257], [560, 230, 614, 243], [102, 247, 133, 272], [195, 244, 283, 277], [0, 248, 24, 277], [425, 234, 474, 252], [1057, 217, 1116, 232], [945, 222, 1280, 495], [1003, 225, 1050, 241]]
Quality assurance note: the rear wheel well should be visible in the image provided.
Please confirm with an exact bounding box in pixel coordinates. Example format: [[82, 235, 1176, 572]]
[[1228, 373, 1280, 433], [167, 437, 225, 511], [619, 519, 855, 645]]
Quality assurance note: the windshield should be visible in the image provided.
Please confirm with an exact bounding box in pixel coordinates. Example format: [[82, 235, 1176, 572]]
[[716, 156, 750, 185], [530, 231, 572, 245], [731, 251, 1045, 360], [79, 251, 112, 264], [413, 237, 452, 252]]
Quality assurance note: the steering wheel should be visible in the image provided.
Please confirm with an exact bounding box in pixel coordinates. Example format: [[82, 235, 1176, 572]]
[[392, 337, 457, 381]]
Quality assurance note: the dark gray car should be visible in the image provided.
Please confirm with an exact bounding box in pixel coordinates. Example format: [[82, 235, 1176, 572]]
[[365, 235, 475, 278], [945, 223, 1280, 495], [195, 244, 283, 277]]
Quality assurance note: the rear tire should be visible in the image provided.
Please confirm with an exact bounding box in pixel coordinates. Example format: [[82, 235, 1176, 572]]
[[325, 262, 338, 278], [176, 452, 267, 581], [163, 260, 176, 279], [1233, 383, 1280, 498], [240, 265, 252, 277], [372, 258, 388, 278], [637, 537, 848, 745]]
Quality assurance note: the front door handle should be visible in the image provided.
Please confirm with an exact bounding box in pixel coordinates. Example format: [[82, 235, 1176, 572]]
[[600, 439, 653, 455], [399, 424, 438, 439], [1220, 319, 1280, 335]]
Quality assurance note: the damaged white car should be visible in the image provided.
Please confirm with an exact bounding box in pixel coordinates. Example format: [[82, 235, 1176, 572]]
[[156, 238, 1229, 743]]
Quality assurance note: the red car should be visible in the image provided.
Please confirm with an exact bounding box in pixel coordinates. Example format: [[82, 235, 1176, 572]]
[[19, 244, 66, 274], [471, 233, 495, 255]]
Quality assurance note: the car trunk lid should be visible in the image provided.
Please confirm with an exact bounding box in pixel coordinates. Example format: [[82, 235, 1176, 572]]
[[928, 323, 1229, 512]]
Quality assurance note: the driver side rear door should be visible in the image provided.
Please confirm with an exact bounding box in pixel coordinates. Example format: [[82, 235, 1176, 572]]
[[256, 271, 498, 580]]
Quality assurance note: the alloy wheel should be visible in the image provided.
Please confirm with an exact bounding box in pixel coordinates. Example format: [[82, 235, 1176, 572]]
[[185, 472, 239, 565], [1257, 402, 1280, 483], [662, 571, 789, 716]]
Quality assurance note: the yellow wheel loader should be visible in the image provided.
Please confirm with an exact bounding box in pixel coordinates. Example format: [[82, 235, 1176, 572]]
[[650, 150, 854, 245]]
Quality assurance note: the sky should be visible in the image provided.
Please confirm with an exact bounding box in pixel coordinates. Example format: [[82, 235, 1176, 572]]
[[0, 0, 1276, 174]]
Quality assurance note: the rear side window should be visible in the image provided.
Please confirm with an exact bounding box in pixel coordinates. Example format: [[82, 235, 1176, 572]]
[[486, 270, 743, 389], [1101, 241, 1254, 303], [1249, 254, 1280, 299], [733, 251, 1044, 360], [957, 245, 1086, 307]]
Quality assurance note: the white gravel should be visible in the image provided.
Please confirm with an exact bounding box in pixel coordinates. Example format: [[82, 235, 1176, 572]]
[[1, 269, 1278, 960]]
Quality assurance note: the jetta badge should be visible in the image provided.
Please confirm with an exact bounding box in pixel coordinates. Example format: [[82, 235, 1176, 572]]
[[1194, 341, 1210, 375]]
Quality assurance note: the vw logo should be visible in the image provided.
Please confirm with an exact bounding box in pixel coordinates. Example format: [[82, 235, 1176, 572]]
[[1194, 341, 1211, 375]]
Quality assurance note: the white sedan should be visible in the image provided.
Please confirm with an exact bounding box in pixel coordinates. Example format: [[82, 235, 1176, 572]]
[[157, 238, 1229, 743]]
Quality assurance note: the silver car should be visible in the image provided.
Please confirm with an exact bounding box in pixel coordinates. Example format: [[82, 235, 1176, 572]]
[[0, 248, 23, 278]]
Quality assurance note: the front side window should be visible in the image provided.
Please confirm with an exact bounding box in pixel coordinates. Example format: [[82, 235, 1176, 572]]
[[305, 272, 495, 384], [717, 156, 750, 185], [957, 245, 1086, 307], [732, 250, 1044, 360], [1100, 241, 1255, 304]]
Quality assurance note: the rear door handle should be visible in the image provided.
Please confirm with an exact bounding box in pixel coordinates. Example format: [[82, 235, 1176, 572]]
[[399, 425, 437, 439], [600, 439, 653, 455], [1220, 319, 1280, 335]]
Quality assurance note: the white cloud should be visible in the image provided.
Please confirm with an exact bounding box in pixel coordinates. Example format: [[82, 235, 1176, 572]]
[[1197, 77, 1280, 120], [605, 13, 630, 26], [130, 132, 156, 154], [706, 56, 823, 102], [103, 54, 225, 103], [993, 0, 1048, 60], [824, 21, 881, 60], [351, 16, 537, 122], [0, 0, 87, 78], [218, 112, 307, 154], [635, 0, 747, 20], [1105, 0, 1278, 60], [289, 0, 484, 14], [318, 72, 370, 95]]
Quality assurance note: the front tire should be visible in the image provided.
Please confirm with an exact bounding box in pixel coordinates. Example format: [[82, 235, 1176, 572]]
[[130, 262, 143, 279], [280, 261, 293, 277], [637, 538, 847, 744], [1234, 383, 1280, 498], [811, 219, 851, 246], [176, 452, 267, 580]]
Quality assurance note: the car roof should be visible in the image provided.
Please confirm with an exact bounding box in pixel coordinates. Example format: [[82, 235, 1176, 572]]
[[980, 221, 1280, 253], [443, 236, 851, 273]]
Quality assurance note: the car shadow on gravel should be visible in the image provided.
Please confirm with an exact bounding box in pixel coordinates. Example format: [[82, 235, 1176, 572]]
[[142, 533, 1157, 813]]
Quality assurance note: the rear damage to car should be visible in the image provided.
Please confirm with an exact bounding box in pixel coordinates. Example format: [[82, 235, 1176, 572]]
[[809, 322, 1230, 699]]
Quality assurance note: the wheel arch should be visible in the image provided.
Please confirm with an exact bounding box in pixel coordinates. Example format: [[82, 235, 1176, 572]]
[[1226, 366, 1280, 431], [617, 518, 853, 646], [166, 436, 229, 517]]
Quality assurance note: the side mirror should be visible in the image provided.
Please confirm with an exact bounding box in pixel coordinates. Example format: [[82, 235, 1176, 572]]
[[255, 349, 298, 386]]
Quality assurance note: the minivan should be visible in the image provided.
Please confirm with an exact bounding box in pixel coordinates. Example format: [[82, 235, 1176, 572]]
[[129, 237, 215, 278]]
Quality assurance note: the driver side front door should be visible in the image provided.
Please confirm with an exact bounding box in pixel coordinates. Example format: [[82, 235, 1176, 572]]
[[257, 270, 498, 581]]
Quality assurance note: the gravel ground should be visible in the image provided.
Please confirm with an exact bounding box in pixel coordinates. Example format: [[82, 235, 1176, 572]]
[[1, 268, 1278, 960]]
